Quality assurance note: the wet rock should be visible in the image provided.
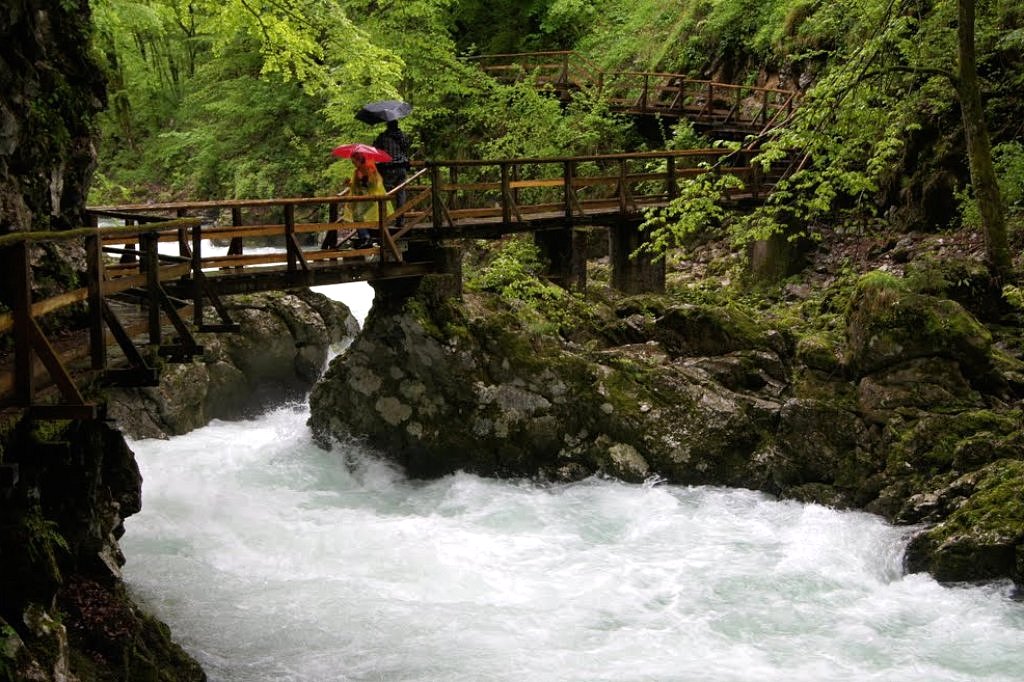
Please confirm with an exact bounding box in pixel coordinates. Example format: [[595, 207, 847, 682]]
[[904, 460, 1024, 584], [308, 279, 782, 487], [844, 272, 994, 379], [308, 269, 1024, 589], [108, 289, 357, 438]]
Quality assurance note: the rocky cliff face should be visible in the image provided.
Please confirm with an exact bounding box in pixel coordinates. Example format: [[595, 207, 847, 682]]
[[0, 0, 205, 678], [308, 271, 1024, 590], [0, 288, 356, 680], [0, 419, 206, 681], [0, 0, 105, 233]]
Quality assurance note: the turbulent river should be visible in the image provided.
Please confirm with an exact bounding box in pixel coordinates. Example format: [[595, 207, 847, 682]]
[[122, 284, 1024, 682]]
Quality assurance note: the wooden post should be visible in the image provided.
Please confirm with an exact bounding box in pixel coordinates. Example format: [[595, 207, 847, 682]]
[[512, 164, 521, 208], [142, 232, 161, 346], [667, 156, 678, 199], [121, 218, 138, 264], [9, 241, 34, 404], [640, 73, 649, 112], [430, 164, 443, 232], [85, 233, 106, 371], [284, 203, 296, 271], [229, 207, 243, 256], [323, 201, 339, 249], [618, 159, 628, 213], [563, 161, 573, 220], [762, 90, 769, 126], [192, 222, 204, 327], [500, 162, 511, 225], [448, 166, 459, 211], [176, 207, 191, 257]]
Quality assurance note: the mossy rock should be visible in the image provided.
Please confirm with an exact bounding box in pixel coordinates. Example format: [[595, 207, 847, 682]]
[[855, 357, 984, 423], [653, 302, 785, 358], [844, 271, 993, 378], [904, 460, 1024, 585], [795, 331, 843, 373], [885, 409, 1023, 478]]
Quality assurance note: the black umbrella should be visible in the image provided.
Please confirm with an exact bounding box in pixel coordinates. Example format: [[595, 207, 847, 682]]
[[355, 100, 412, 124]]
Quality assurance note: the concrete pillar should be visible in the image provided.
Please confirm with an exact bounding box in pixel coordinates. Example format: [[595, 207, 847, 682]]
[[747, 229, 811, 284], [609, 221, 665, 294], [534, 226, 587, 291]]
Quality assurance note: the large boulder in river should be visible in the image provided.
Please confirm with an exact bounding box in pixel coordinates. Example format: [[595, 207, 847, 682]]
[[308, 267, 1024, 589], [308, 276, 786, 485]]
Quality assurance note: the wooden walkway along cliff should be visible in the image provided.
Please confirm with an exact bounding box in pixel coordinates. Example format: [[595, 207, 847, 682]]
[[0, 57, 798, 420], [469, 51, 798, 138]]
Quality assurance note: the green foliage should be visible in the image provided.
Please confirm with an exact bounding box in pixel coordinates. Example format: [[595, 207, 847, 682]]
[[22, 513, 69, 585], [960, 141, 1024, 229], [638, 167, 744, 258], [91, 0, 407, 201], [465, 237, 591, 336], [1003, 284, 1024, 312], [466, 237, 548, 295]]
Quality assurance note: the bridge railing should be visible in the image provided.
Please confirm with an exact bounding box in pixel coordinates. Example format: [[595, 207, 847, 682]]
[[89, 169, 436, 272], [2, 146, 777, 416], [0, 219, 202, 418], [419, 148, 769, 229], [0, 174, 442, 415], [467, 51, 797, 133]]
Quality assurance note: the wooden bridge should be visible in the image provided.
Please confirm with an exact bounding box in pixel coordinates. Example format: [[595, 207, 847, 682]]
[[470, 51, 798, 138], [0, 53, 798, 420]]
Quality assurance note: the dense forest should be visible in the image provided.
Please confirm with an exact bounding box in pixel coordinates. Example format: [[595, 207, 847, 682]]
[[89, 0, 1024, 273]]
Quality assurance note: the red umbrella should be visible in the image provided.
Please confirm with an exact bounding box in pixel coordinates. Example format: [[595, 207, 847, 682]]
[[331, 143, 392, 162]]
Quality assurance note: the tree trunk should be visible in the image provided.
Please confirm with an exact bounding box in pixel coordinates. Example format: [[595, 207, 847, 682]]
[[958, 0, 1011, 277]]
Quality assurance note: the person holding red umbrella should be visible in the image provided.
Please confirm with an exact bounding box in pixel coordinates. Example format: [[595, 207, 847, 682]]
[[332, 144, 393, 248]]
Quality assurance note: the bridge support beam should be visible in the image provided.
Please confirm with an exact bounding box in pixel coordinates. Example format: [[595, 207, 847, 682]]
[[372, 243, 463, 315], [610, 221, 664, 294], [747, 230, 811, 284], [534, 227, 587, 291]]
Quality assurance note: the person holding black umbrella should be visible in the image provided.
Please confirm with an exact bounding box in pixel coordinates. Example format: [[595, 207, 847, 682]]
[[357, 100, 413, 226], [373, 122, 411, 223]]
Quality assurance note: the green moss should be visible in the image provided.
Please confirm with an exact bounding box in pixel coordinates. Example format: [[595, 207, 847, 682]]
[[888, 409, 1023, 475], [935, 460, 1024, 542], [14, 511, 69, 591], [905, 253, 992, 302], [27, 419, 71, 445], [795, 331, 841, 372], [855, 270, 908, 293], [405, 298, 444, 339]]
